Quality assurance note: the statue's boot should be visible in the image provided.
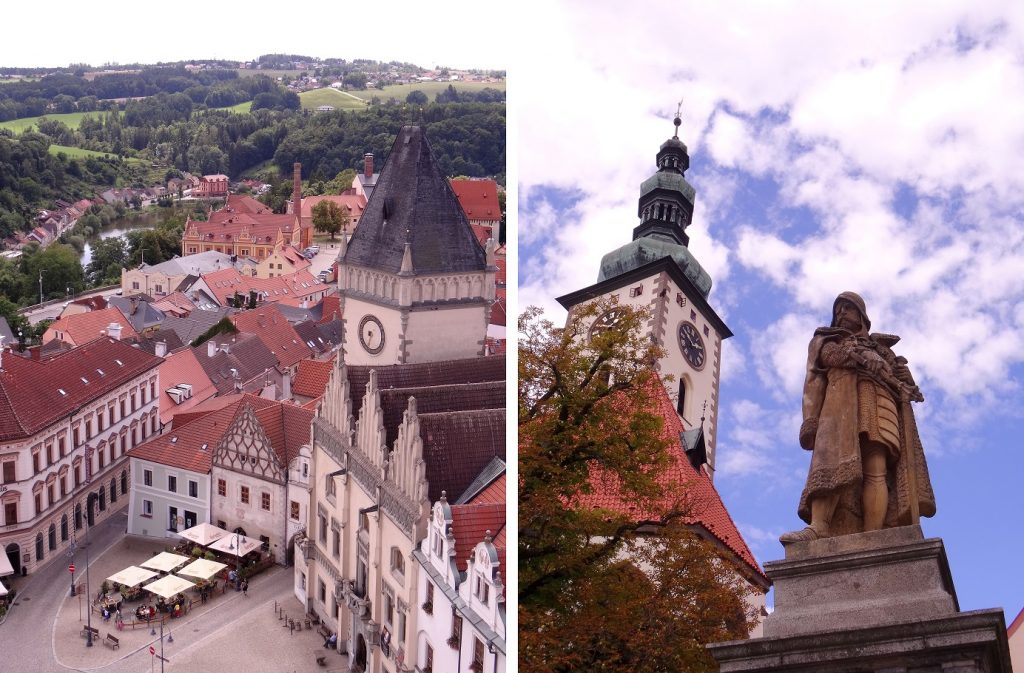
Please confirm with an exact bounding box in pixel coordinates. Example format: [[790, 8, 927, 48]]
[[779, 525, 824, 545]]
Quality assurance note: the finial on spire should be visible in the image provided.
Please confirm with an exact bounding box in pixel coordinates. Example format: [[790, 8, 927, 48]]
[[701, 399, 707, 425], [673, 99, 683, 139]]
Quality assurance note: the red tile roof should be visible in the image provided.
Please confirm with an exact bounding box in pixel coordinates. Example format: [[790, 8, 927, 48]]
[[576, 378, 767, 583], [300, 194, 367, 226], [449, 502, 505, 569], [171, 392, 276, 428], [1009, 606, 1024, 638], [44, 307, 138, 346], [253, 402, 314, 465], [202, 268, 328, 307], [158, 349, 218, 426], [292, 355, 336, 399], [231, 304, 313, 369], [0, 338, 161, 441], [467, 473, 505, 506], [129, 403, 237, 473], [450, 180, 501, 222], [317, 295, 342, 324], [186, 195, 297, 245]]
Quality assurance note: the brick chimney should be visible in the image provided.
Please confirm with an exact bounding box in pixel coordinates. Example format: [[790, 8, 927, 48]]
[[363, 153, 373, 179], [292, 163, 302, 220], [107, 322, 122, 340]]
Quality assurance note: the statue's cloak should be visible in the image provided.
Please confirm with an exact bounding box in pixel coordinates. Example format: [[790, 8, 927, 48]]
[[798, 328, 935, 531]]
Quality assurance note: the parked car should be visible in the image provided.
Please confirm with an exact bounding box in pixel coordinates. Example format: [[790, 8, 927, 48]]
[[318, 270, 332, 283]]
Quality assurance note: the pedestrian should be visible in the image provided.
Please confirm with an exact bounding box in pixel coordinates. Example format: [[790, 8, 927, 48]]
[[241, 579, 249, 597]]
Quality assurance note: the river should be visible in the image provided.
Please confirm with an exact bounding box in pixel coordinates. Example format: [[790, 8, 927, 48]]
[[78, 207, 187, 268]]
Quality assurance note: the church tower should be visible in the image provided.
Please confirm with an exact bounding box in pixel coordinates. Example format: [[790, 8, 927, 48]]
[[557, 112, 731, 476], [337, 125, 497, 366]]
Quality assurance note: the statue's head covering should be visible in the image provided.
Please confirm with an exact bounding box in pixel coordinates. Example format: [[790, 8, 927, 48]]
[[831, 291, 871, 331]]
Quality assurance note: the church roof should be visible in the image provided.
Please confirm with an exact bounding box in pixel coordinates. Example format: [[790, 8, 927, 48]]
[[576, 379, 767, 585], [343, 126, 487, 275]]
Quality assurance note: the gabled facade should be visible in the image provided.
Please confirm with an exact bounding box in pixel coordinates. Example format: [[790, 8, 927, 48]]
[[297, 353, 505, 673]]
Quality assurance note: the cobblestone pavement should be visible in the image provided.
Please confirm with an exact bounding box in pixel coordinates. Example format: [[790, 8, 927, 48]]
[[0, 508, 349, 673]]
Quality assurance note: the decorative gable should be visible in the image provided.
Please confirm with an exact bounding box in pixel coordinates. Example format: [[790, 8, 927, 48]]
[[213, 404, 284, 484]]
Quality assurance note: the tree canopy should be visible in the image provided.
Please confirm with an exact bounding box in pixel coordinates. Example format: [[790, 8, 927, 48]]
[[311, 199, 348, 240], [519, 302, 758, 673]]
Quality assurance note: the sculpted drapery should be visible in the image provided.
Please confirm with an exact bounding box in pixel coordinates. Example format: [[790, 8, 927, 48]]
[[782, 292, 935, 543]]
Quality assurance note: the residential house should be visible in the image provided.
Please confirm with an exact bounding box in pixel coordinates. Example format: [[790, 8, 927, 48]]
[[255, 245, 312, 279], [230, 304, 313, 377], [191, 334, 279, 396], [209, 399, 314, 564], [352, 154, 380, 200], [193, 174, 229, 199], [193, 268, 329, 309], [416, 468, 506, 673], [121, 250, 248, 298], [43, 307, 138, 346], [181, 193, 307, 258], [160, 307, 234, 346], [299, 194, 367, 238], [108, 296, 166, 336], [0, 338, 161, 575], [296, 354, 505, 673], [291, 355, 336, 406]]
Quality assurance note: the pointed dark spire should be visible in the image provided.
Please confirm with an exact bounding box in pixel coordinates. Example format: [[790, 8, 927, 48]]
[[633, 104, 696, 247], [343, 126, 486, 275]]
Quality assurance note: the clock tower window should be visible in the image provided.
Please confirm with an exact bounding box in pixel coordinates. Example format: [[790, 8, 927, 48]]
[[677, 379, 687, 418]]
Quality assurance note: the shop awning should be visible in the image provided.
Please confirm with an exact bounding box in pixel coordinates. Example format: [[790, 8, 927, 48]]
[[177, 558, 227, 581], [208, 533, 262, 558], [176, 522, 228, 547]]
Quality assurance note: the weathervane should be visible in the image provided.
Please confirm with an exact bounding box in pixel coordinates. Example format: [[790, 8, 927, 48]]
[[673, 99, 683, 139]]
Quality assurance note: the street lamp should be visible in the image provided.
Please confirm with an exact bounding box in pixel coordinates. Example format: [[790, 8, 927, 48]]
[[84, 531, 93, 647], [229, 532, 243, 590], [38, 268, 46, 306]]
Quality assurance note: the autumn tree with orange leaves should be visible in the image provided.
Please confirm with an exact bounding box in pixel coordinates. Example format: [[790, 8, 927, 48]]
[[519, 301, 758, 673]]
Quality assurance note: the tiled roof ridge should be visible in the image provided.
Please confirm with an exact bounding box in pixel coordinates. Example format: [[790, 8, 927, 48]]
[[416, 408, 506, 420]]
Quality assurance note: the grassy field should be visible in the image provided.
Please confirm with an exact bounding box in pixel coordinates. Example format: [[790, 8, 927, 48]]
[[298, 87, 368, 111], [363, 80, 505, 103], [48, 144, 121, 160], [0, 111, 114, 134], [221, 100, 253, 114]]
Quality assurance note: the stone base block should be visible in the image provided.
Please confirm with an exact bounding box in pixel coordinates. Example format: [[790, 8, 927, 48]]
[[709, 609, 1012, 673], [764, 525, 958, 638]]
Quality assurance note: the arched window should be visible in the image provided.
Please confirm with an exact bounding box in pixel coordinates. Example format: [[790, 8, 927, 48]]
[[74, 503, 82, 530], [48, 523, 56, 550], [109, 478, 117, 503], [36, 532, 44, 561], [98, 488, 106, 512], [677, 379, 686, 418], [61, 514, 68, 542]]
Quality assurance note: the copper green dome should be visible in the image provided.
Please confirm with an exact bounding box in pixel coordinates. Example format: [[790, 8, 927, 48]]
[[639, 171, 696, 203], [598, 236, 712, 298]]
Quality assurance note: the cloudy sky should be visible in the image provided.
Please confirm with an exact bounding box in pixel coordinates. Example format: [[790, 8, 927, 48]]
[[519, 1, 1024, 616], [0, 2, 505, 70]]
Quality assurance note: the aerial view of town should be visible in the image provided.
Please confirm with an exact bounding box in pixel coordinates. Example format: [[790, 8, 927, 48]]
[[0, 13, 506, 671]]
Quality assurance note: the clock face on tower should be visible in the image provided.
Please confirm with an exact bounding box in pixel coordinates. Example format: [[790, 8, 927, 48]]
[[589, 308, 628, 341], [358, 315, 385, 355], [678, 321, 706, 370]]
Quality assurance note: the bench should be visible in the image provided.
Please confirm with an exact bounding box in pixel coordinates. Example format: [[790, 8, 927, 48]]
[[80, 626, 99, 638], [314, 650, 327, 667], [318, 624, 332, 639], [104, 633, 120, 650]]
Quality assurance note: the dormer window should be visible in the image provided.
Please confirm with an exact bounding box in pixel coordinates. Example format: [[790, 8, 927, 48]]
[[475, 574, 489, 606]]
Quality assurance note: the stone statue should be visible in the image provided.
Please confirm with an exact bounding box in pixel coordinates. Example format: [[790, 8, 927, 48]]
[[780, 292, 935, 544]]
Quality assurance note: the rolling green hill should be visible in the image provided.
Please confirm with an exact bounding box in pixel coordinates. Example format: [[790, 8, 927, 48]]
[[298, 87, 368, 111], [0, 111, 112, 134]]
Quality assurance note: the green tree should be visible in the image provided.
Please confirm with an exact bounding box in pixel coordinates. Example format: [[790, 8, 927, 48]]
[[345, 72, 368, 89], [20, 244, 85, 303], [311, 200, 348, 240], [405, 90, 428, 105], [519, 303, 758, 673], [86, 236, 129, 285]]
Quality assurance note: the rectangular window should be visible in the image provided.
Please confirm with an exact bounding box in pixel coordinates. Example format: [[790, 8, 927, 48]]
[[318, 579, 326, 603], [150, 381, 156, 399], [325, 474, 336, 498], [131, 394, 137, 411], [108, 405, 114, 426], [383, 589, 394, 625], [168, 506, 178, 531], [332, 528, 340, 558], [32, 451, 39, 473], [425, 644, 433, 673], [188, 480, 198, 498], [477, 576, 489, 605], [120, 400, 126, 417], [2, 461, 14, 484], [132, 281, 140, 290], [144, 469, 153, 486], [86, 419, 93, 438], [47, 483, 55, 505], [60, 476, 67, 496], [168, 476, 177, 493], [261, 492, 271, 511], [59, 436, 66, 456], [451, 614, 463, 646], [629, 284, 643, 297], [240, 486, 250, 504], [319, 514, 327, 544], [473, 638, 485, 670], [98, 449, 105, 470], [217, 479, 226, 497], [73, 427, 80, 446], [290, 501, 300, 521], [46, 444, 54, 465], [35, 493, 42, 515], [151, 415, 157, 433], [74, 465, 81, 487], [142, 500, 153, 516], [4, 502, 17, 525], [97, 412, 104, 432]]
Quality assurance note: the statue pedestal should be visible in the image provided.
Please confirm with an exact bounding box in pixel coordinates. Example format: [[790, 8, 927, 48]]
[[709, 526, 1012, 673]]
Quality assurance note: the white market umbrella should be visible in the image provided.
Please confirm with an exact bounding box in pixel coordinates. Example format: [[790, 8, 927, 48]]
[[0, 580, 8, 596], [144, 574, 195, 599], [177, 522, 228, 547], [177, 558, 227, 581], [0, 551, 13, 577], [140, 552, 190, 573], [107, 566, 158, 587], [208, 533, 261, 558]]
